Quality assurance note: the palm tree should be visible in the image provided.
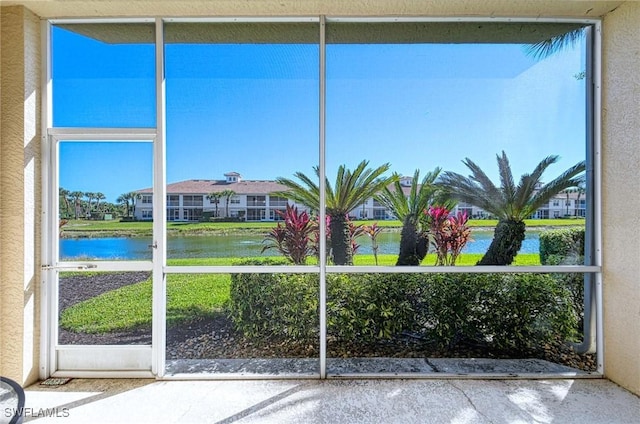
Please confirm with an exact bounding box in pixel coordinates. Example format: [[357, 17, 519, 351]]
[[116, 194, 126, 217], [375, 168, 448, 266], [207, 192, 222, 218], [438, 151, 585, 265], [564, 189, 575, 216], [220, 189, 236, 218], [84, 192, 95, 213], [117, 192, 138, 218], [274, 160, 396, 265], [95, 192, 106, 212], [59, 187, 71, 219], [70, 191, 84, 220]]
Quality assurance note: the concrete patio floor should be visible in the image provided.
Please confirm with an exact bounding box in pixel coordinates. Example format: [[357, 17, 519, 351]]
[[23, 377, 640, 423]]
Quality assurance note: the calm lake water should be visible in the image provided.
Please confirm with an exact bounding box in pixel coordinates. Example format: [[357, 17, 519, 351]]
[[59, 231, 540, 261]]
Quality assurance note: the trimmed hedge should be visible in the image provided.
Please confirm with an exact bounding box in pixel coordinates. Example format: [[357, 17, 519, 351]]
[[227, 270, 576, 352], [539, 227, 585, 265], [421, 273, 576, 351], [539, 227, 587, 327]]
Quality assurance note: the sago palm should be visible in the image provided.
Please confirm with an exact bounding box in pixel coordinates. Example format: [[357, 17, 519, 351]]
[[275, 160, 396, 265], [375, 168, 448, 266], [438, 151, 585, 265]]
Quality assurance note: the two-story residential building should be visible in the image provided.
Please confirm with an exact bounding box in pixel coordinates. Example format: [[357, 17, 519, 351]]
[[135, 172, 298, 222]]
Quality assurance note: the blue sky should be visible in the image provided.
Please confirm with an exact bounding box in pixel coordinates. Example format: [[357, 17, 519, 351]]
[[53, 25, 586, 203]]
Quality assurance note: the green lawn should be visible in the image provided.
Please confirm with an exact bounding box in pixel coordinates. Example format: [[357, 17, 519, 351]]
[[59, 253, 541, 333], [59, 273, 231, 333]]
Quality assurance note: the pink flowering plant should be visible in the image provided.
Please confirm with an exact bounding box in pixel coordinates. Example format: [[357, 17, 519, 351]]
[[425, 206, 472, 266], [262, 205, 315, 265]]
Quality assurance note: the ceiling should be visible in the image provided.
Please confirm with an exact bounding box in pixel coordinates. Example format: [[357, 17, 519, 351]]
[[0, 0, 625, 19]]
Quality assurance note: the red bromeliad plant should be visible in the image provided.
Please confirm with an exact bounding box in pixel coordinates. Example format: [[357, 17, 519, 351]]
[[426, 206, 472, 266], [262, 205, 315, 265], [362, 223, 382, 265], [264, 209, 364, 265], [349, 217, 364, 256], [443, 211, 472, 266]]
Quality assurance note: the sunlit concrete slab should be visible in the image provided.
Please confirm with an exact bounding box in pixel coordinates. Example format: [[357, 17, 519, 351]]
[[23, 378, 640, 424]]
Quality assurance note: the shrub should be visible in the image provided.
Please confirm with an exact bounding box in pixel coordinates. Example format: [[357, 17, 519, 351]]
[[327, 274, 422, 342], [539, 227, 586, 329], [539, 227, 585, 265], [422, 273, 577, 352], [228, 270, 420, 345], [228, 259, 318, 342], [227, 269, 576, 352]]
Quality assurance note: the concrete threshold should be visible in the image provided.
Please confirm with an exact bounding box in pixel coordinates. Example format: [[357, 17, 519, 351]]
[[164, 357, 592, 377]]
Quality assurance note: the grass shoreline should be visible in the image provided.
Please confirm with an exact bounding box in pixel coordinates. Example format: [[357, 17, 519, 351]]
[[60, 218, 585, 238]]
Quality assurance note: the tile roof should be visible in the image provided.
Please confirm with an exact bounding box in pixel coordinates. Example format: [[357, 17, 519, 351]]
[[137, 178, 413, 196], [136, 179, 289, 195]]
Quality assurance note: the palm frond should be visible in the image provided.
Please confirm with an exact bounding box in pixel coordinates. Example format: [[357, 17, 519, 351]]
[[438, 171, 506, 218], [274, 161, 394, 217], [497, 151, 516, 216], [332, 160, 393, 214], [274, 172, 320, 211], [527, 160, 586, 215], [512, 155, 559, 217], [462, 158, 502, 201], [439, 152, 585, 222], [525, 27, 585, 59], [375, 179, 409, 221]]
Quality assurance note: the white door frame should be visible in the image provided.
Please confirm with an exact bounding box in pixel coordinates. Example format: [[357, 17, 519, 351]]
[[42, 129, 158, 378]]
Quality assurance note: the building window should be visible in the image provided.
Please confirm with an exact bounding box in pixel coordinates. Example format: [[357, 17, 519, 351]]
[[246, 209, 266, 221], [167, 195, 179, 206], [373, 209, 387, 220], [183, 208, 203, 221], [167, 208, 180, 221], [141, 195, 152, 204], [269, 196, 288, 207], [183, 195, 203, 207], [247, 196, 266, 207]]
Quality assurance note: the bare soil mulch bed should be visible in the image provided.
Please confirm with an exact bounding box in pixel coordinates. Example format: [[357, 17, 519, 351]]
[[58, 272, 596, 371]]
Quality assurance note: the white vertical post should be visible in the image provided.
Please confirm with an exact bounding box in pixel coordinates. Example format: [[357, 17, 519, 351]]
[[39, 19, 53, 379], [152, 17, 168, 378], [592, 20, 604, 376], [318, 15, 327, 379]]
